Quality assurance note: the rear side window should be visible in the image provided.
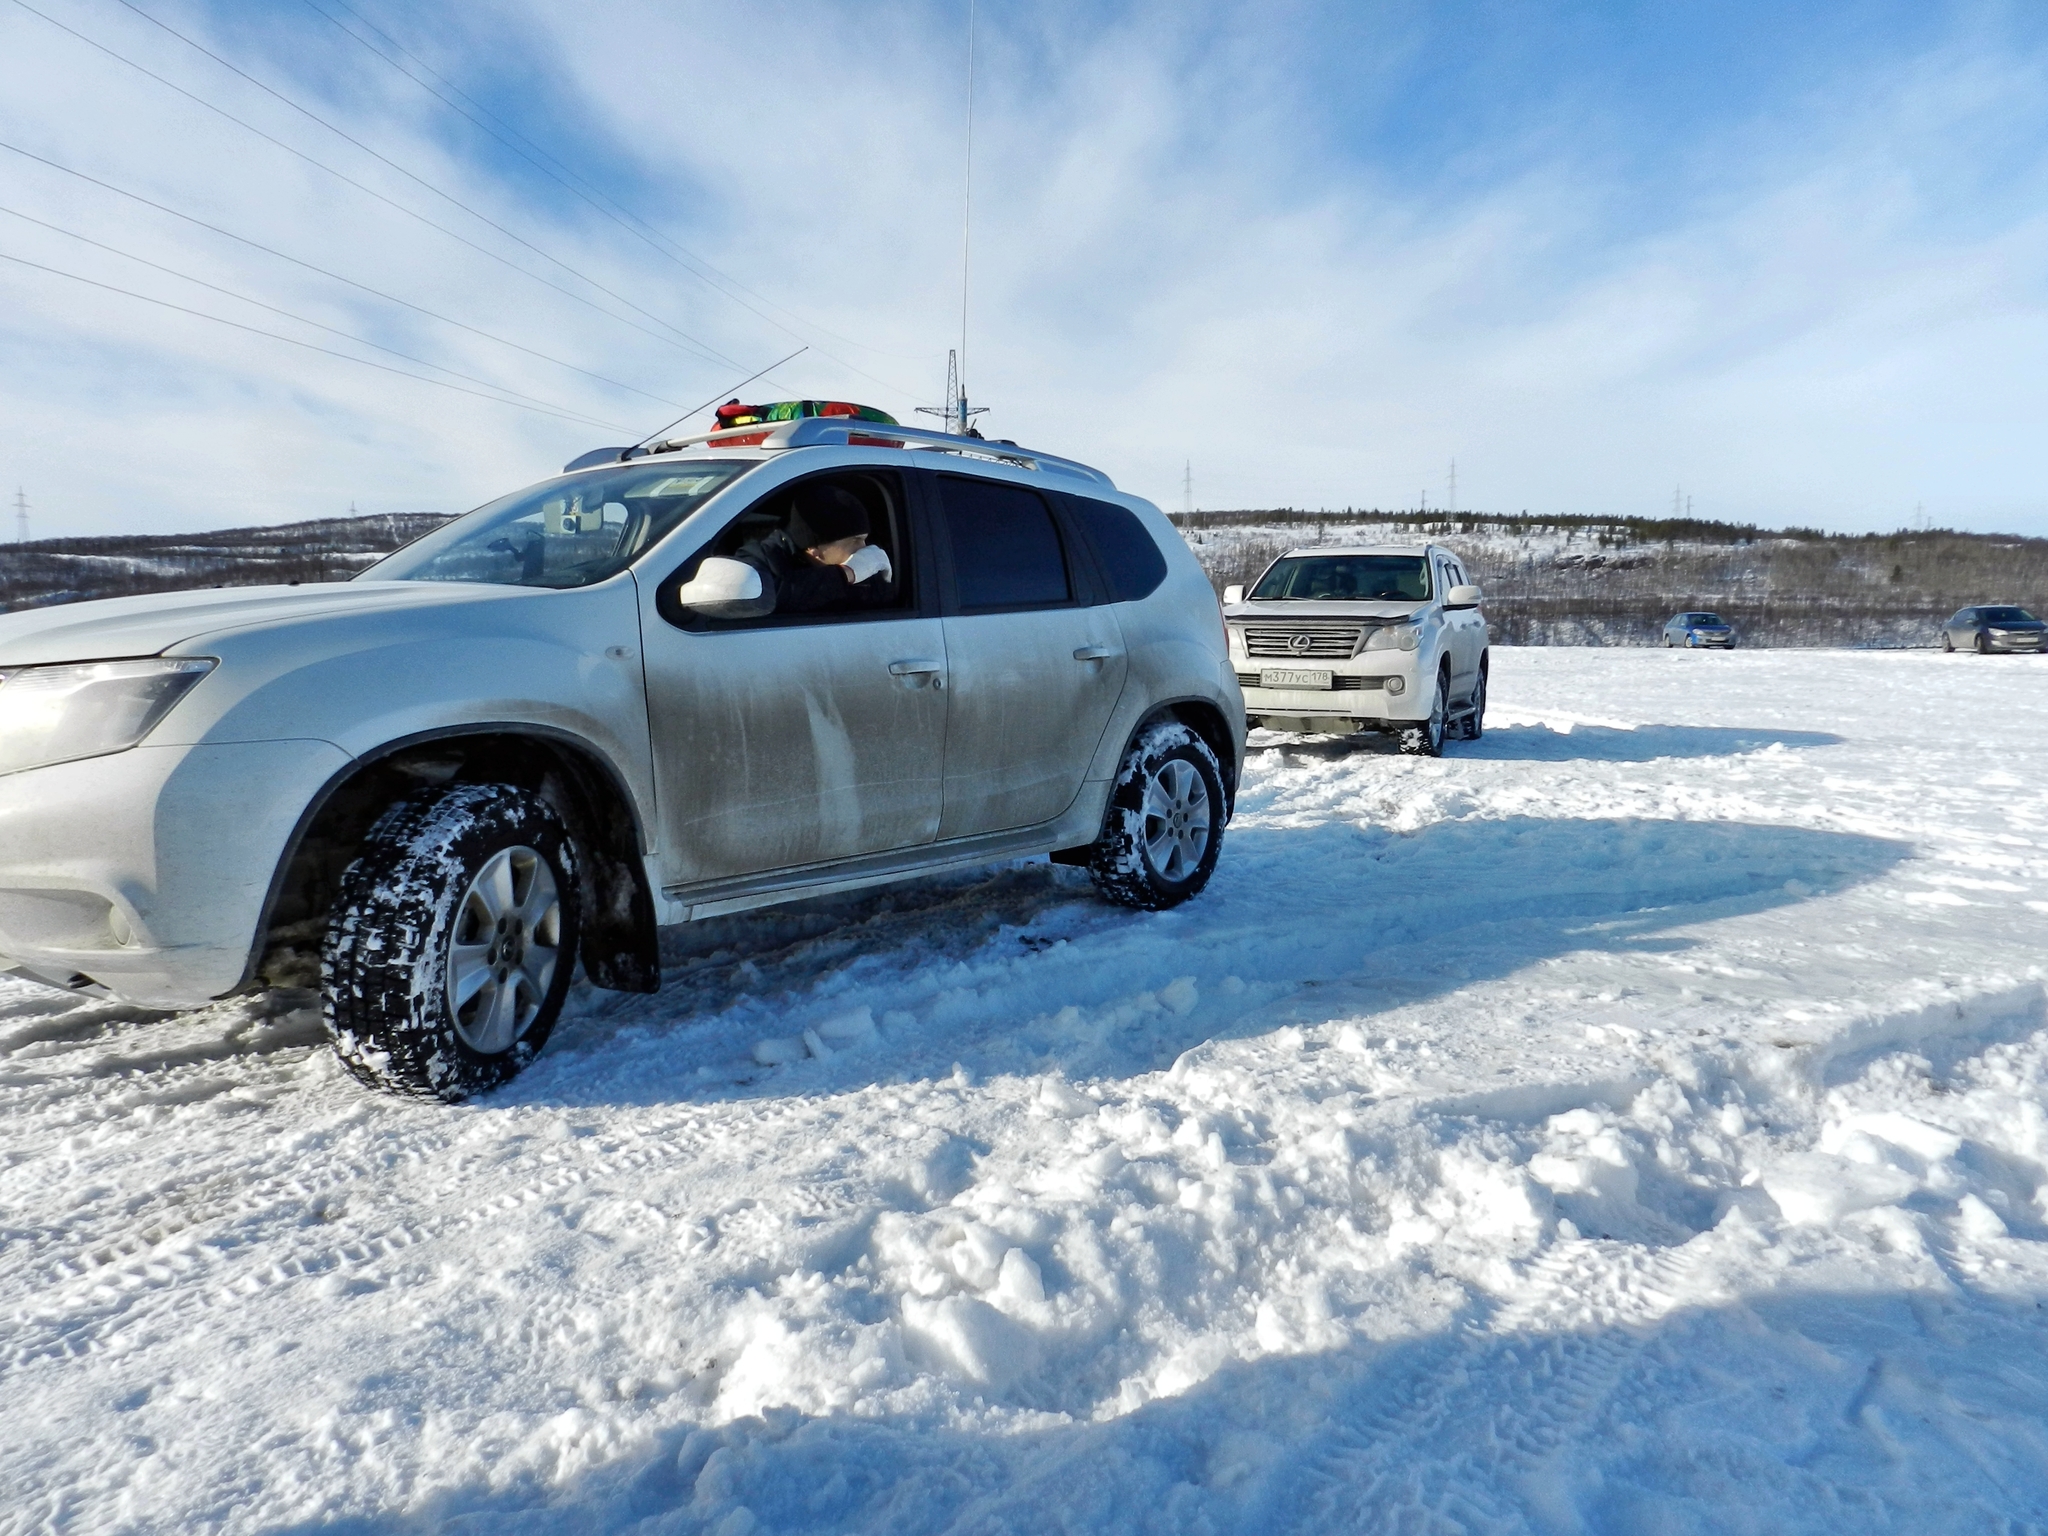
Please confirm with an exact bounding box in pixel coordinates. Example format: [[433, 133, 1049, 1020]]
[[1070, 496, 1167, 602], [936, 475, 1071, 611]]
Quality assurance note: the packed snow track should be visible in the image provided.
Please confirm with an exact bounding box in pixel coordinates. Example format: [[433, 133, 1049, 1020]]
[[4, 648, 2046, 1534]]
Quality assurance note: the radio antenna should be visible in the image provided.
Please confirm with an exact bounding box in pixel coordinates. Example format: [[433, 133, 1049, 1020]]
[[957, 0, 977, 433], [621, 346, 808, 457]]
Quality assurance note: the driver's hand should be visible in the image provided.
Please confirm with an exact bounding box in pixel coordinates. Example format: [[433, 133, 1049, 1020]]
[[843, 544, 893, 584]]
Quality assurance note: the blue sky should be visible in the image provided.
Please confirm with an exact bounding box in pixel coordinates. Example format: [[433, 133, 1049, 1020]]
[[2, 0, 2044, 537]]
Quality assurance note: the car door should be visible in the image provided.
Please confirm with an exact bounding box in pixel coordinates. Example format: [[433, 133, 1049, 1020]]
[[636, 465, 949, 888], [925, 469, 1127, 840], [1433, 553, 1475, 697], [1445, 555, 1484, 691]]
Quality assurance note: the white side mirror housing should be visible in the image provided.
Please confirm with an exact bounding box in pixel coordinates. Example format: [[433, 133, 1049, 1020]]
[[675, 556, 773, 618], [1445, 583, 1483, 610], [1222, 584, 1245, 605]]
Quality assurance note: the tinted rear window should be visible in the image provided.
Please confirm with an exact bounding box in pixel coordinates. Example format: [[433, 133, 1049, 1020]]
[[1070, 496, 1167, 602], [937, 476, 1072, 610]]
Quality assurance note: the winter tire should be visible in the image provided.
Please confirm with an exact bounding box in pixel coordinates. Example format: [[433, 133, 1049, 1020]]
[[1942, 633, 1954, 652], [323, 782, 580, 1101], [1398, 668, 1450, 757], [1458, 661, 1488, 741], [1976, 633, 1991, 654], [1085, 722, 1226, 911]]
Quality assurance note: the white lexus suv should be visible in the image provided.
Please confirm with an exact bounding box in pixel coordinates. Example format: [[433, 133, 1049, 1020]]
[[1223, 542, 1488, 754], [0, 413, 1242, 1099]]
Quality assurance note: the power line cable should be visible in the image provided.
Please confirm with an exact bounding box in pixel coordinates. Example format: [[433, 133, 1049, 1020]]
[[8, 0, 741, 371], [297, 0, 937, 376], [0, 139, 692, 408], [0, 203, 629, 426], [0, 249, 633, 430], [102, 0, 751, 368]]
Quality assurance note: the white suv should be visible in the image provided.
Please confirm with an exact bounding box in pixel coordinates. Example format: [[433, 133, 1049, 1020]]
[[1223, 542, 1488, 754], [0, 415, 1242, 1099]]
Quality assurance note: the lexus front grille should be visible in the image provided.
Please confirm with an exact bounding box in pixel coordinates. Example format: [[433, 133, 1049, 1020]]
[[1240, 625, 1365, 659]]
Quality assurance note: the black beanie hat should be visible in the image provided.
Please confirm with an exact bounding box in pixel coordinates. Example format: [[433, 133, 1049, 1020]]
[[788, 483, 871, 549]]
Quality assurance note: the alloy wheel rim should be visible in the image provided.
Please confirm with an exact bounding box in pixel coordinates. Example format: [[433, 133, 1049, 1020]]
[[1141, 758, 1211, 883], [446, 845, 561, 1054]]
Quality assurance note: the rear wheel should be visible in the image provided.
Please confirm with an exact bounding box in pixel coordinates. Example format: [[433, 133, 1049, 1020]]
[[1942, 633, 1955, 652], [1085, 722, 1226, 911], [1458, 661, 1488, 740], [1399, 668, 1450, 757], [323, 782, 580, 1101]]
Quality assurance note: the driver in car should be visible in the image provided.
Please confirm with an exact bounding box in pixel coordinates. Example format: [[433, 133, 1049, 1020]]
[[735, 483, 895, 614]]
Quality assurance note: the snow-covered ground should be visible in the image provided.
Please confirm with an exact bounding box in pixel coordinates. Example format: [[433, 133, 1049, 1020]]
[[6, 648, 2047, 1534]]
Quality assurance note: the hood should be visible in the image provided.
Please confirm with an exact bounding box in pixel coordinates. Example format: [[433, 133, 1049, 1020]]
[[1223, 598, 1426, 623], [0, 582, 524, 667]]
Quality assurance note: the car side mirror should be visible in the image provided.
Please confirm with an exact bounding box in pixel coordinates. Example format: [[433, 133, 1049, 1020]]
[[1222, 584, 1245, 605], [1445, 583, 1482, 610], [674, 556, 773, 618]]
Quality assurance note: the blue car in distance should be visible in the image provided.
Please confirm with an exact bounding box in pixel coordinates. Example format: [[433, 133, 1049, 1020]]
[[1662, 611, 1736, 648]]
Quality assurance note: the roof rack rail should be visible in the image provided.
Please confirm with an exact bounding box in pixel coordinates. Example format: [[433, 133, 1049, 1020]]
[[636, 416, 1115, 488]]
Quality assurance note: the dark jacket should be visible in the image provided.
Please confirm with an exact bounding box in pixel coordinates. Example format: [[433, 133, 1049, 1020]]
[[734, 529, 894, 615]]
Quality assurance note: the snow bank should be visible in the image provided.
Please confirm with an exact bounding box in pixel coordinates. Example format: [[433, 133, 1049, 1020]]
[[4, 648, 2048, 1532]]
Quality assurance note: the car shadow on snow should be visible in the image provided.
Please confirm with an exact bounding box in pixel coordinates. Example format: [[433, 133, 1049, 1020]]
[[1259, 721, 1844, 763], [269, 1277, 2048, 1535], [521, 815, 1911, 1108]]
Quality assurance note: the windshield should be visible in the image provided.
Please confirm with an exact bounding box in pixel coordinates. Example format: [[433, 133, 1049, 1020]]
[[1250, 554, 1430, 602], [1691, 614, 1726, 626], [1982, 607, 2037, 624], [363, 460, 756, 588]]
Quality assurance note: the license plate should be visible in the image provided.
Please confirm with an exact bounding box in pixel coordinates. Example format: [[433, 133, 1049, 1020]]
[[1260, 669, 1333, 689]]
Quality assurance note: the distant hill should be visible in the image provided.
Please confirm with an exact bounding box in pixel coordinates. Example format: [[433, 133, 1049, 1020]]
[[0, 513, 452, 613], [1173, 509, 2048, 647], [5, 505, 2042, 648]]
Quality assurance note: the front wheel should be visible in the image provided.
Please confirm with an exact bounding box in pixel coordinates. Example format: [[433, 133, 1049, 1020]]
[[1398, 668, 1450, 757], [1976, 633, 1991, 655], [1942, 633, 1955, 652], [323, 782, 581, 1101], [1085, 722, 1226, 911]]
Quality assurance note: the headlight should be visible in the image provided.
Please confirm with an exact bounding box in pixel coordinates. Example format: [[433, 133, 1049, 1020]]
[[0, 657, 216, 776], [1988, 628, 2011, 636], [1364, 620, 1424, 652]]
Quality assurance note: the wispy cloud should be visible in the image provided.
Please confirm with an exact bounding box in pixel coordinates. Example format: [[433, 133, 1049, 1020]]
[[2, 0, 2044, 537]]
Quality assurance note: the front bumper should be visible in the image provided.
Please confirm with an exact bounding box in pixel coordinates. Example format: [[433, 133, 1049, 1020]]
[[1984, 633, 2046, 653], [1234, 661, 1426, 728], [0, 738, 350, 1007]]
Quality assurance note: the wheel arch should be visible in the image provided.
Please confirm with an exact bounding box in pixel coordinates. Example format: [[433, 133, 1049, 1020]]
[[248, 724, 659, 997], [1134, 696, 1240, 817]]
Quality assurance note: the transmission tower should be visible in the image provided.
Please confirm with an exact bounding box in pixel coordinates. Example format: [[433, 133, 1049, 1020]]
[[1448, 459, 1457, 516], [1183, 461, 1194, 516], [12, 487, 27, 544], [915, 349, 986, 436]]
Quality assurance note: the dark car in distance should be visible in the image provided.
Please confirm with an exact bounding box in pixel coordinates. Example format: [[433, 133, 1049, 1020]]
[[1942, 606, 2045, 654], [1661, 611, 1736, 648]]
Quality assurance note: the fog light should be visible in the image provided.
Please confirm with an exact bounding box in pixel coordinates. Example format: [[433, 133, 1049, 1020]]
[[1385, 677, 1405, 695], [108, 905, 134, 946]]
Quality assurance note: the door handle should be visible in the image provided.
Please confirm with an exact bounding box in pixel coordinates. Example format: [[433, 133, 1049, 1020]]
[[889, 658, 944, 674], [1073, 645, 1117, 662]]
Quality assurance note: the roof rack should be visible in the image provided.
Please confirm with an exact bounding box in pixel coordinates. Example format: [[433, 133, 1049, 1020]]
[[637, 415, 1115, 488]]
